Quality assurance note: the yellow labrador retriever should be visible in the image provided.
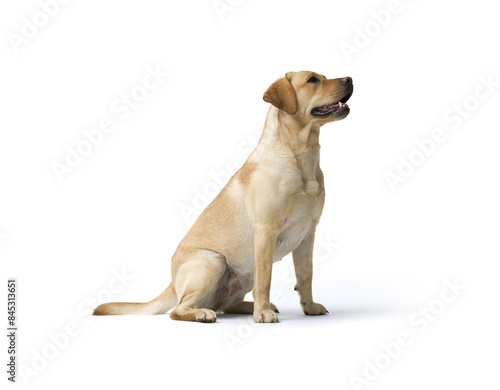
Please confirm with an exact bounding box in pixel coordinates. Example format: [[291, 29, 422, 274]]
[[94, 71, 353, 323]]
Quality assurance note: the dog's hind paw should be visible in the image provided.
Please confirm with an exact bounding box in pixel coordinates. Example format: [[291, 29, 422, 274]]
[[195, 309, 217, 323]]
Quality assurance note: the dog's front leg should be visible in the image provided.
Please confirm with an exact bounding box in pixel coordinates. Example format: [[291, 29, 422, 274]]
[[292, 228, 328, 315], [252, 224, 279, 323]]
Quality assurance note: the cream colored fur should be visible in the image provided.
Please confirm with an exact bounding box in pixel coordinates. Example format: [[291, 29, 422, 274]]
[[93, 71, 353, 323]]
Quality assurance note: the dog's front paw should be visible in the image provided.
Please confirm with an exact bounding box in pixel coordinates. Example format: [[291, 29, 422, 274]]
[[254, 309, 279, 323], [302, 301, 328, 315]]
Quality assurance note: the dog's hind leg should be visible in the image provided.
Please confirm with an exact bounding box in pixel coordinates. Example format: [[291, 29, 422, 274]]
[[169, 250, 226, 323]]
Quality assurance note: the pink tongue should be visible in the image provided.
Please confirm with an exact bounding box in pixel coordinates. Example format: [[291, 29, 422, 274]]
[[317, 103, 336, 112]]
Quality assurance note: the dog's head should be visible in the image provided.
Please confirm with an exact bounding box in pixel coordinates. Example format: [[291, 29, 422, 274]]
[[263, 71, 353, 125]]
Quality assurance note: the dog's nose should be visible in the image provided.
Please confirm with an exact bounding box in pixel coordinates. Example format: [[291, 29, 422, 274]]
[[341, 77, 352, 85]]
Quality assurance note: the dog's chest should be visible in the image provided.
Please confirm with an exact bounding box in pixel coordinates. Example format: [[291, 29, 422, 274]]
[[273, 171, 325, 261]]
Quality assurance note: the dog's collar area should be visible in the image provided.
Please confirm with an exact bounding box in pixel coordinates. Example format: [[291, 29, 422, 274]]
[[311, 90, 352, 117]]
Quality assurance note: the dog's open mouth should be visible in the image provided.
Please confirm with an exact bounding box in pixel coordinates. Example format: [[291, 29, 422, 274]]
[[311, 90, 353, 117]]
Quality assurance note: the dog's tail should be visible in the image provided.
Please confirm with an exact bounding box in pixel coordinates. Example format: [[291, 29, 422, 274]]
[[93, 283, 177, 316]]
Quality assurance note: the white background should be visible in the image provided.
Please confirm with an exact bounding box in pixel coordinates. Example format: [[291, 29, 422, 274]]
[[1, 0, 499, 389]]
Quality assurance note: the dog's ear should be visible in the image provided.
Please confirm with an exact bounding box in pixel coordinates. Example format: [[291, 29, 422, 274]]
[[263, 73, 297, 115]]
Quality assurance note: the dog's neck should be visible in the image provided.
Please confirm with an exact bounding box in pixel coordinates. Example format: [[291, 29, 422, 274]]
[[254, 107, 322, 183], [259, 107, 321, 152]]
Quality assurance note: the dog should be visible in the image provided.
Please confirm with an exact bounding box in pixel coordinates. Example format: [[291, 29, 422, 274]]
[[93, 71, 353, 323]]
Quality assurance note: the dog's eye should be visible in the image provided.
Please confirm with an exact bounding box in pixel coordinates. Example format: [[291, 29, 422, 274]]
[[307, 76, 318, 83]]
